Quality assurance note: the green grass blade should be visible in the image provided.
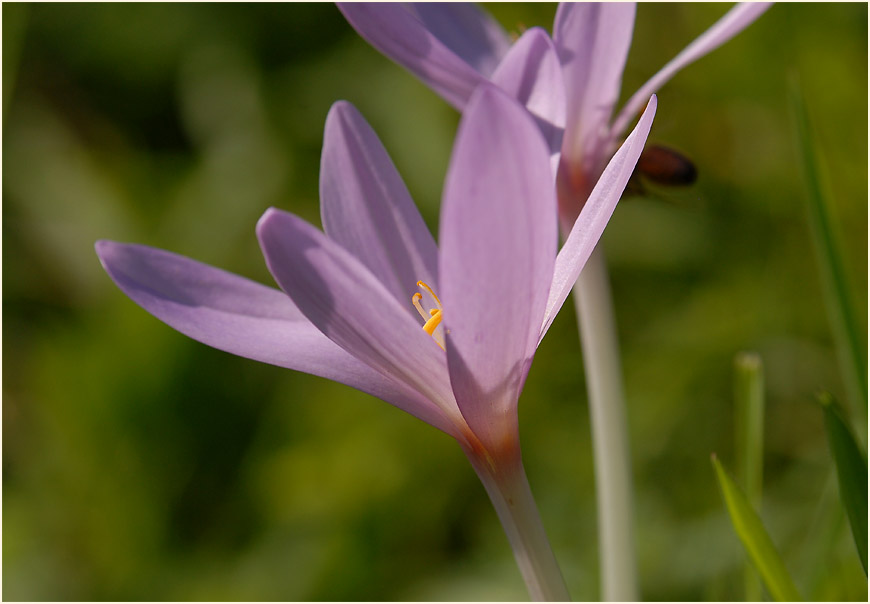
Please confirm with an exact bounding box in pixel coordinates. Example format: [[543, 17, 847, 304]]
[[712, 455, 802, 601], [734, 352, 765, 600], [789, 78, 868, 415], [819, 392, 868, 573]]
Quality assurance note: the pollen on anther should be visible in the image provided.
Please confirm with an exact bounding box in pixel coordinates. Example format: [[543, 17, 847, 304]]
[[411, 281, 446, 350]]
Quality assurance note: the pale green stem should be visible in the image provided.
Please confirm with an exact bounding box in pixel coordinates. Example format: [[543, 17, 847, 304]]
[[572, 244, 637, 601], [467, 450, 571, 601], [734, 352, 765, 601]]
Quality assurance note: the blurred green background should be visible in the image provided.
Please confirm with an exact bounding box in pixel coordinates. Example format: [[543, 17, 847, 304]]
[[3, 3, 867, 601]]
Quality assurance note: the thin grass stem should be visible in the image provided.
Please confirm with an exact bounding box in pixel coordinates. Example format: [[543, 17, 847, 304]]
[[734, 352, 765, 601], [790, 78, 867, 423]]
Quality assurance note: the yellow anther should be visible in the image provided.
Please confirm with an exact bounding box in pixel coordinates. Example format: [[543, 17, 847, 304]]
[[423, 309, 443, 336], [416, 280, 442, 309], [411, 281, 445, 350]]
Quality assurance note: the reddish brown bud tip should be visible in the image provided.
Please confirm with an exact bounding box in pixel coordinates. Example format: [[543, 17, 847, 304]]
[[636, 144, 697, 186]]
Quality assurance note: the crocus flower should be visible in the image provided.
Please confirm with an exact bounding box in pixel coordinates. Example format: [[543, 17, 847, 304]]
[[338, 2, 771, 224], [96, 85, 656, 600]]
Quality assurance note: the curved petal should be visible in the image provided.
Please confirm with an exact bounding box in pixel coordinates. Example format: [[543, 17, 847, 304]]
[[553, 2, 636, 170], [611, 2, 772, 136], [440, 85, 557, 449], [409, 3, 511, 77], [490, 27, 566, 176], [337, 2, 488, 110], [320, 101, 439, 309], [95, 240, 457, 434], [541, 95, 657, 340], [256, 208, 462, 426]]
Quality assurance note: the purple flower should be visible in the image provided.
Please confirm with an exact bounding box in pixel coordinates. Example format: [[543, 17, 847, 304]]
[[338, 2, 771, 223], [97, 84, 652, 456], [96, 86, 655, 598]]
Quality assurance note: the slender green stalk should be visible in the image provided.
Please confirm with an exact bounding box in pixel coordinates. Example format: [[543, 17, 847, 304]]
[[572, 245, 637, 602], [467, 450, 571, 601], [734, 352, 765, 601], [790, 79, 867, 419], [712, 456, 802, 602]]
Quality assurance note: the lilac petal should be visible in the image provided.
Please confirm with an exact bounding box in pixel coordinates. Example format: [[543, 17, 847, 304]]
[[611, 2, 772, 137], [337, 2, 487, 110], [553, 2, 637, 170], [256, 208, 461, 424], [540, 95, 657, 340], [320, 101, 439, 309], [490, 27, 566, 174], [440, 85, 557, 448], [409, 3, 511, 77], [95, 240, 457, 434]]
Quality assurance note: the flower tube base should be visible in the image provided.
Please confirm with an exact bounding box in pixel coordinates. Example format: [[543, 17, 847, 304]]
[[464, 443, 571, 602]]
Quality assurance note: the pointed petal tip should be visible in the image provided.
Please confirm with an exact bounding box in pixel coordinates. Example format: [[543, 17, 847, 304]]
[[627, 94, 657, 139], [466, 80, 502, 106], [516, 25, 554, 45], [323, 100, 367, 147], [95, 239, 126, 270], [464, 80, 528, 126], [509, 26, 561, 62], [256, 207, 289, 251], [94, 239, 110, 255], [644, 94, 658, 124], [326, 99, 357, 122], [95, 239, 113, 270], [256, 206, 282, 233]]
